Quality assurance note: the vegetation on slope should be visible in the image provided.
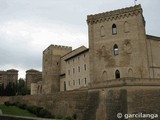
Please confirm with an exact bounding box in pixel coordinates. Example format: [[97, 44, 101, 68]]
[[0, 104, 36, 117]]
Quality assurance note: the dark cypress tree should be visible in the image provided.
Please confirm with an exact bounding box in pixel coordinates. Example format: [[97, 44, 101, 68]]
[[1, 83, 4, 96]]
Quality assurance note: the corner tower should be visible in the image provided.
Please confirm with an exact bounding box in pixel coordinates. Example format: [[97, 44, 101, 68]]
[[87, 5, 150, 83], [42, 45, 72, 94]]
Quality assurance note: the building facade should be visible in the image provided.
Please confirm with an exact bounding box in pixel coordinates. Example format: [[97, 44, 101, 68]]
[[0, 69, 18, 87], [35, 5, 160, 94], [87, 5, 160, 84], [26, 69, 42, 90], [60, 46, 90, 91]]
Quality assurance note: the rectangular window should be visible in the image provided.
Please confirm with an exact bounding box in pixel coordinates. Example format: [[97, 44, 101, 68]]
[[68, 81, 70, 86], [84, 64, 86, 70], [68, 70, 70, 75], [73, 80, 75, 85], [85, 78, 87, 84], [79, 79, 80, 85], [73, 68, 75, 74], [78, 66, 80, 72], [112, 28, 117, 34], [114, 48, 119, 55]]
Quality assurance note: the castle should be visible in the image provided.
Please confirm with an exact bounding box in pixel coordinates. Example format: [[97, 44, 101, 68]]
[[2, 5, 160, 120], [30, 4, 160, 95], [0, 69, 18, 87]]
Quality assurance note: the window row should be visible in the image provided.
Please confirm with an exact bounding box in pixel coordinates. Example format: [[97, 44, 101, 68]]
[[67, 54, 86, 64], [68, 78, 87, 86], [68, 64, 87, 75], [101, 22, 130, 36], [102, 69, 120, 80], [104, 69, 133, 79], [112, 22, 130, 35]]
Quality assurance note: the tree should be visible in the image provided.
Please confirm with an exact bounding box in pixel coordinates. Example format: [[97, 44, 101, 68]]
[[0, 83, 4, 96], [17, 78, 28, 95], [5, 82, 16, 96]]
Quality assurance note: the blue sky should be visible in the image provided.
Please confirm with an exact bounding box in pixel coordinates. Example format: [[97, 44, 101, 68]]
[[0, 0, 159, 78]]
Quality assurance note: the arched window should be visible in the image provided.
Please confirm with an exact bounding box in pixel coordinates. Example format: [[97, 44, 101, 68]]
[[37, 86, 39, 94], [100, 26, 105, 37], [115, 70, 120, 79], [40, 86, 42, 94], [112, 24, 117, 35], [102, 71, 107, 81], [102, 46, 106, 57], [114, 44, 119, 55], [124, 21, 130, 33], [128, 68, 133, 77]]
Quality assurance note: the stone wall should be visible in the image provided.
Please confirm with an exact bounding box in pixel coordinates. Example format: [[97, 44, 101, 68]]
[[127, 87, 160, 118], [10, 90, 88, 120], [1, 79, 160, 120], [0, 96, 10, 104]]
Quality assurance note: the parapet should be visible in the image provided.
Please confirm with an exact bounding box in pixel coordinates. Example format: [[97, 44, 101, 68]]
[[87, 5, 142, 24], [26, 69, 42, 73], [6, 69, 18, 72], [146, 35, 160, 41], [43, 44, 72, 54]]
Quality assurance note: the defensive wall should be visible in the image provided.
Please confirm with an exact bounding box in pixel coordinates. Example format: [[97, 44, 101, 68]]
[[1, 78, 160, 120]]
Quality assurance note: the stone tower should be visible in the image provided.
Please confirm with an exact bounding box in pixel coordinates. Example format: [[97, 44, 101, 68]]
[[42, 45, 72, 94], [26, 69, 42, 90], [87, 5, 150, 83]]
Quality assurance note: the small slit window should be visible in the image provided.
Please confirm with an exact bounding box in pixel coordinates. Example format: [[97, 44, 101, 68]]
[[115, 70, 120, 79], [78, 66, 80, 72], [73, 80, 75, 85], [68, 70, 70, 75], [84, 78, 87, 84], [73, 68, 75, 74], [64, 82, 66, 91], [78, 79, 80, 85], [112, 24, 117, 35], [114, 44, 119, 55], [84, 64, 86, 70]]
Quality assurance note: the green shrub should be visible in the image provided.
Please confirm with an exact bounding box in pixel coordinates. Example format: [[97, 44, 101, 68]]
[[38, 108, 52, 118], [65, 116, 74, 120], [5, 101, 54, 119], [27, 105, 38, 114], [15, 102, 27, 110], [56, 115, 76, 120], [72, 113, 77, 120], [35, 106, 43, 116], [56, 115, 63, 119], [4, 101, 15, 106]]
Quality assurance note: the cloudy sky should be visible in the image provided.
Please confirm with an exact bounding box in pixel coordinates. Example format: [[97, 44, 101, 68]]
[[0, 0, 159, 79]]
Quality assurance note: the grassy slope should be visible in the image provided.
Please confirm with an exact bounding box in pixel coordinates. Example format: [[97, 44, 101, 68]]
[[0, 104, 36, 117]]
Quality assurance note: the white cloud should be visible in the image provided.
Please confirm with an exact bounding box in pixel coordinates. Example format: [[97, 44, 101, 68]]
[[0, 0, 159, 78], [0, 20, 87, 78]]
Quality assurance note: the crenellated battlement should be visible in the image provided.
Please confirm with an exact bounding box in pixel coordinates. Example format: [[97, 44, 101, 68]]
[[87, 5, 142, 24], [43, 44, 72, 54]]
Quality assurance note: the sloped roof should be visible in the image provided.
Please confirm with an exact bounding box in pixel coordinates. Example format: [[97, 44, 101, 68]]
[[61, 46, 89, 61], [26, 69, 41, 72]]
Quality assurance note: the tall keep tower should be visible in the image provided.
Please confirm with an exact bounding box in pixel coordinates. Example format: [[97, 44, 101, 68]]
[[87, 5, 150, 83], [42, 45, 72, 94]]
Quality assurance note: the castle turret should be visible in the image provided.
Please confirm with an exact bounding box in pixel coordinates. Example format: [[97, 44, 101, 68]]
[[42, 45, 72, 94], [87, 5, 150, 83]]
